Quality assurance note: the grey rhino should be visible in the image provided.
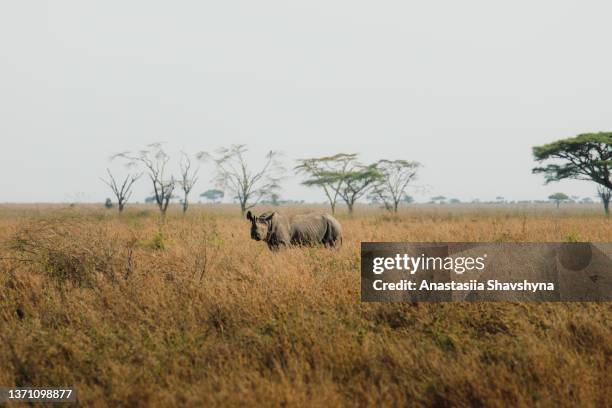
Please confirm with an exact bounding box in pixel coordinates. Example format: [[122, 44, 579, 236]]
[[246, 210, 343, 250]]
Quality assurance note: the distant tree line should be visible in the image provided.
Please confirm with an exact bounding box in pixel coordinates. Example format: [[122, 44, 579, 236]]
[[102, 144, 422, 216], [98, 132, 610, 217]]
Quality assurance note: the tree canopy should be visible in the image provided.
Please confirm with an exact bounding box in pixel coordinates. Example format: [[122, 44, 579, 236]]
[[533, 132, 611, 189], [200, 189, 224, 203], [332, 164, 383, 214], [295, 153, 358, 214]]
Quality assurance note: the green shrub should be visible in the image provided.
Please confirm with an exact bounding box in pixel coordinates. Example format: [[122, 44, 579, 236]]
[[565, 231, 581, 242], [139, 230, 165, 250]]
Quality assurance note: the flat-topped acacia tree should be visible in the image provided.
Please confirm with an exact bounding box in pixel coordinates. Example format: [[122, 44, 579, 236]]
[[200, 189, 224, 204], [533, 132, 611, 215], [332, 164, 384, 215], [548, 192, 569, 209], [295, 153, 358, 214]]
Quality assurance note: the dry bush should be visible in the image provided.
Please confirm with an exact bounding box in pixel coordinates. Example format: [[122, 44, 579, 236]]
[[0, 204, 610, 407], [5, 217, 128, 287]]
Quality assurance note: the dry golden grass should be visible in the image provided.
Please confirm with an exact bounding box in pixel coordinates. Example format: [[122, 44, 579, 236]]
[[0, 203, 610, 407]]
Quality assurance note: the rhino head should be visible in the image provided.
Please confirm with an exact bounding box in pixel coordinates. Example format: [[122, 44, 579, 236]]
[[246, 211, 275, 242]]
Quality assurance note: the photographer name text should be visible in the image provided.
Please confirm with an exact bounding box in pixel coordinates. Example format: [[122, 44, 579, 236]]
[[371, 254, 554, 292]]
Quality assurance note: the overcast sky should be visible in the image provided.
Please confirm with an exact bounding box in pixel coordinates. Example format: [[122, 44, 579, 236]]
[[1, 1, 611, 203]]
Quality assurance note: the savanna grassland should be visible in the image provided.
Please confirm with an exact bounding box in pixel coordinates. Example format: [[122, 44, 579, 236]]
[[0, 204, 610, 407]]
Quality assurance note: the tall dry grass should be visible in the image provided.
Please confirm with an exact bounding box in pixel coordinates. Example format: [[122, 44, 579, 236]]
[[0, 204, 610, 407]]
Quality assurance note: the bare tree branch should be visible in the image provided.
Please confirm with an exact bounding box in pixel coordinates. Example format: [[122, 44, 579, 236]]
[[179, 152, 199, 214], [370, 159, 421, 212], [113, 143, 176, 217], [202, 145, 284, 215], [100, 169, 141, 212]]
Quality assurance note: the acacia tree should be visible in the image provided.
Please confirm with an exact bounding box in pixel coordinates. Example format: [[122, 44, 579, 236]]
[[114, 143, 176, 218], [333, 164, 383, 215], [548, 192, 569, 208], [100, 169, 141, 213], [370, 159, 421, 212], [597, 186, 611, 216], [201, 145, 283, 215], [295, 153, 358, 214], [179, 152, 199, 214], [533, 132, 611, 214], [200, 189, 224, 203]]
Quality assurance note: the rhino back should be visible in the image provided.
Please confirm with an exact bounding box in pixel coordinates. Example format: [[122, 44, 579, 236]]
[[289, 214, 328, 244]]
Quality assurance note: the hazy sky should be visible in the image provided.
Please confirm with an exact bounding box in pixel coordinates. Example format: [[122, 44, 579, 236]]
[[1, 1, 611, 203]]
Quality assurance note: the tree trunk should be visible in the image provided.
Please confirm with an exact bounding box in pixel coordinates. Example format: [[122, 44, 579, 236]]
[[556, 201, 560, 209], [330, 201, 336, 215], [182, 200, 188, 214], [159, 208, 167, 225], [159, 200, 168, 219], [604, 196, 610, 216], [118, 202, 124, 213], [347, 202, 354, 215]]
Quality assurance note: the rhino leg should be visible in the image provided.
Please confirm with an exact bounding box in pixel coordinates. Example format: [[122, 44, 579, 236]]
[[325, 218, 342, 248], [322, 219, 338, 247]]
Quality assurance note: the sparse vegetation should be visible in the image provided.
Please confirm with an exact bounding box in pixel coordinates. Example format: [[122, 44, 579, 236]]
[[0, 204, 610, 407]]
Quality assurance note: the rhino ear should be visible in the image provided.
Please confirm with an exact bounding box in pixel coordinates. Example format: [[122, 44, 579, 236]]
[[246, 211, 254, 221], [263, 212, 276, 221]]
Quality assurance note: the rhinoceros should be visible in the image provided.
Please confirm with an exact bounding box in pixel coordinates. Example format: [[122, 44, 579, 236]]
[[246, 210, 343, 250]]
